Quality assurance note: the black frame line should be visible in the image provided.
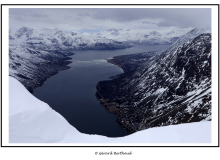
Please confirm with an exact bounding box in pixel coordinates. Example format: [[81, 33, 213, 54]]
[[1, 4, 219, 147]]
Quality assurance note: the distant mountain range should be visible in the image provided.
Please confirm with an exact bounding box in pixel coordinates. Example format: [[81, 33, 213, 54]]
[[96, 28, 191, 45], [9, 27, 190, 50]]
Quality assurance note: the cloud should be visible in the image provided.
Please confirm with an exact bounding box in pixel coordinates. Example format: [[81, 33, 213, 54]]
[[9, 8, 211, 31], [30, 13, 47, 18], [155, 8, 211, 28], [92, 8, 211, 28], [142, 21, 157, 25]]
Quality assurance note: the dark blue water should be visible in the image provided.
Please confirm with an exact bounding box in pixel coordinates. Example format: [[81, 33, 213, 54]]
[[33, 45, 170, 137]]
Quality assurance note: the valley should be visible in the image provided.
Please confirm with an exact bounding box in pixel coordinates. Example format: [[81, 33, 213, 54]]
[[32, 45, 169, 137], [9, 26, 212, 137]]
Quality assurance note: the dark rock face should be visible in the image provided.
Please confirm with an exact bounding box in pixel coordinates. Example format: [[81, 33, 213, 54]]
[[9, 46, 74, 93], [96, 33, 211, 133]]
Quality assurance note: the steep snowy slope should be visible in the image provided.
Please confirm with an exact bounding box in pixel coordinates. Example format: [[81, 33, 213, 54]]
[[9, 27, 131, 50], [9, 76, 211, 143], [96, 29, 211, 133], [9, 46, 74, 92]]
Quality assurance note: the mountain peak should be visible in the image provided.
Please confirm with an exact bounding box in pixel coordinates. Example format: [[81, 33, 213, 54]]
[[107, 28, 118, 32], [15, 26, 33, 38], [18, 26, 31, 31]]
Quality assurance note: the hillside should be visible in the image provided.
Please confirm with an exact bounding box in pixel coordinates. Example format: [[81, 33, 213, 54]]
[[96, 29, 211, 133]]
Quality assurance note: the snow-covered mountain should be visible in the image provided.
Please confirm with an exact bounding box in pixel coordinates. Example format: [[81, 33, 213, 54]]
[[96, 28, 191, 45], [9, 27, 131, 50], [9, 27, 190, 50], [96, 28, 211, 133], [9, 76, 211, 143]]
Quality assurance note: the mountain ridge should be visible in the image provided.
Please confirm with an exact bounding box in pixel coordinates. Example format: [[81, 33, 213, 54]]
[[96, 28, 192, 45], [9, 26, 192, 50], [96, 29, 211, 133]]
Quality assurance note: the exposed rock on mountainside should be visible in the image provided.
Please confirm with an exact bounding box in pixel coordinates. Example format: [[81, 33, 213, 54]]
[[9, 46, 74, 92], [96, 30, 211, 133]]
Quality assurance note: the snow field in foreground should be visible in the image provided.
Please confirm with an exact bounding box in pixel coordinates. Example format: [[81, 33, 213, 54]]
[[9, 76, 211, 143]]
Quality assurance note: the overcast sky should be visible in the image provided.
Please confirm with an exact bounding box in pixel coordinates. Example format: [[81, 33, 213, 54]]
[[9, 8, 211, 32]]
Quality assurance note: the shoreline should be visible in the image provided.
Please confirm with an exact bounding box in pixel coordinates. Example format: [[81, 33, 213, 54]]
[[30, 51, 74, 93], [95, 52, 155, 133], [10, 49, 75, 93]]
